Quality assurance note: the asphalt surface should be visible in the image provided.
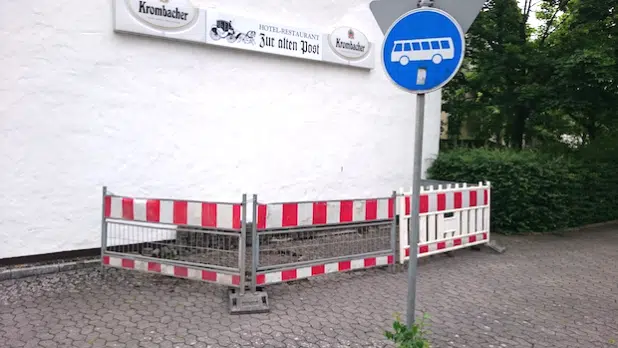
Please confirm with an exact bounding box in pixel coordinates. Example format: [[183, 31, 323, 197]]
[[1, 226, 617, 347]]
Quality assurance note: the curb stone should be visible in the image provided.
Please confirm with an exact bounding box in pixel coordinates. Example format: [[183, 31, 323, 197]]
[[553, 219, 618, 233], [0, 259, 100, 282]]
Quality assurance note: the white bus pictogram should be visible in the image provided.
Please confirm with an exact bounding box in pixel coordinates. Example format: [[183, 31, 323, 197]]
[[391, 37, 454, 66]]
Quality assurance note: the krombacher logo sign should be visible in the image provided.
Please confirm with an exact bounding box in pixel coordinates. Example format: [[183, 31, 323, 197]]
[[138, 1, 189, 20], [335, 38, 366, 53], [328, 27, 371, 60], [127, 0, 197, 30]]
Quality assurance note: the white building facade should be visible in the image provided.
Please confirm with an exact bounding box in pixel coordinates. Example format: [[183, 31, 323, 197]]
[[0, 0, 443, 259]]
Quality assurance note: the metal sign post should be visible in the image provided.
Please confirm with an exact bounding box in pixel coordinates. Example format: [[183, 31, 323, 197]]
[[377, 5, 466, 328]]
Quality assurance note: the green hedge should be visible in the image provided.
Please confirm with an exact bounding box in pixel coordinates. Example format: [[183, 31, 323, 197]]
[[427, 148, 618, 234]]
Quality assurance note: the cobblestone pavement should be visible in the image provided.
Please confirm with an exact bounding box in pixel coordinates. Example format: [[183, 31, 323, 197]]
[[1, 227, 617, 348]]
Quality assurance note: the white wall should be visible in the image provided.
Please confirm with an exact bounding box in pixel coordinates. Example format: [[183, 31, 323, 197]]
[[0, 0, 442, 259]]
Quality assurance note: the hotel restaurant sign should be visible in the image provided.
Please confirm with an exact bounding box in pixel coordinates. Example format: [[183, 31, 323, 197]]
[[113, 0, 375, 70]]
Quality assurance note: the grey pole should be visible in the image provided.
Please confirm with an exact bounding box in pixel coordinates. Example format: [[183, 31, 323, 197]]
[[250, 194, 259, 292], [100, 186, 108, 275], [406, 93, 425, 328], [239, 194, 248, 295]]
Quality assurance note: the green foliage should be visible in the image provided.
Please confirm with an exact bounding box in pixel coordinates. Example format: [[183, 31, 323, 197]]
[[427, 147, 618, 233], [385, 314, 431, 348], [443, 0, 618, 150]]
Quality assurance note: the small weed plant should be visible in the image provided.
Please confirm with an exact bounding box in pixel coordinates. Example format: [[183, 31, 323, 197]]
[[384, 313, 431, 348]]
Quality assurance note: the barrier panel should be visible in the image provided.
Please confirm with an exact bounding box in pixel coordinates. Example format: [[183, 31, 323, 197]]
[[100, 187, 248, 290], [250, 193, 398, 288], [99, 183, 493, 313], [397, 182, 491, 263]]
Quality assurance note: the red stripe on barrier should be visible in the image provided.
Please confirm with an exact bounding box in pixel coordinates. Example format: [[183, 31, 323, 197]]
[[364, 257, 377, 267], [121, 259, 134, 269], [405, 247, 410, 257], [419, 245, 429, 254], [256, 274, 266, 285], [256, 204, 267, 230], [437, 242, 446, 250], [232, 204, 242, 229], [102, 256, 110, 265], [202, 270, 217, 282], [419, 195, 429, 214], [173, 201, 188, 225], [281, 269, 297, 281], [146, 200, 160, 222], [232, 275, 241, 286], [405, 196, 411, 215], [340, 201, 353, 223], [104, 196, 111, 218], [148, 262, 161, 273], [484, 190, 489, 205], [365, 199, 378, 220], [453, 238, 462, 246], [312, 202, 327, 225], [469, 235, 477, 243], [388, 198, 395, 218], [483, 232, 488, 240], [454, 192, 463, 209], [282, 203, 298, 227], [437, 193, 446, 211], [201, 203, 217, 228], [469, 191, 478, 207], [339, 260, 351, 271], [311, 264, 325, 276], [122, 198, 134, 220], [387, 255, 394, 264], [174, 266, 188, 278]]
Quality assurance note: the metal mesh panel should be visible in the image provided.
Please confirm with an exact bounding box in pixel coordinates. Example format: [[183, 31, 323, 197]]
[[255, 222, 392, 270], [105, 221, 241, 270]]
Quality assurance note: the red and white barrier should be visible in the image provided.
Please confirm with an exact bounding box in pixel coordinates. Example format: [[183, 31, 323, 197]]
[[104, 195, 243, 230], [100, 183, 493, 298], [256, 197, 395, 230], [252, 194, 398, 289], [256, 255, 395, 285], [398, 182, 491, 263], [103, 255, 241, 287]]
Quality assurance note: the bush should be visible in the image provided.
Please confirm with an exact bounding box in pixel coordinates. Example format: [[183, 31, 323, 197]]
[[427, 147, 618, 233], [385, 314, 431, 348]]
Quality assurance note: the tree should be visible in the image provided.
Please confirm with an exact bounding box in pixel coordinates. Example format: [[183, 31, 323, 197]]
[[544, 0, 618, 143], [442, 0, 618, 150], [443, 0, 536, 149]]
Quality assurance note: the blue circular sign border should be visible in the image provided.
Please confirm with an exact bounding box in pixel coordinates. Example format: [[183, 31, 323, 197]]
[[381, 7, 466, 94]]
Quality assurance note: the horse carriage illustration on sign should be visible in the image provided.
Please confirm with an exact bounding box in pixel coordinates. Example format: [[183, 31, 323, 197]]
[[210, 19, 256, 45]]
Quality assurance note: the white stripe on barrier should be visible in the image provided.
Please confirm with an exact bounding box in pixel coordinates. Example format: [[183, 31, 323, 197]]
[[352, 200, 365, 222], [297, 202, 314, 226], [326, 201, 341, 225], [187, 202, 202, 226], [134, 199, 147, 221], [110, 196, 123, 219], [160, 200, 174, 224]]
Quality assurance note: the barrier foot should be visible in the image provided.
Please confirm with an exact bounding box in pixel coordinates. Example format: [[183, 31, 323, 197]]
[[228, 288, 270, 315], [486, 240, 507, 254]]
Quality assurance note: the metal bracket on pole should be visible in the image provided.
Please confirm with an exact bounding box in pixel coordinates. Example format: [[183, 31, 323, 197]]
[[418, 0, 434, 7]]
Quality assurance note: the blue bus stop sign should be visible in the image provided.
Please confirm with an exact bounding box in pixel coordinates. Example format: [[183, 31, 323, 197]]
[[382, 7, 465, 94]]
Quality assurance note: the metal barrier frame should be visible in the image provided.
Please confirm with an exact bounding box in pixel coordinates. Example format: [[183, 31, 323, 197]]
[[397, 182, 491, 263], [100, 186, 248, 292], [250, 192, 398, 289], [99, 182, 492, 306]]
